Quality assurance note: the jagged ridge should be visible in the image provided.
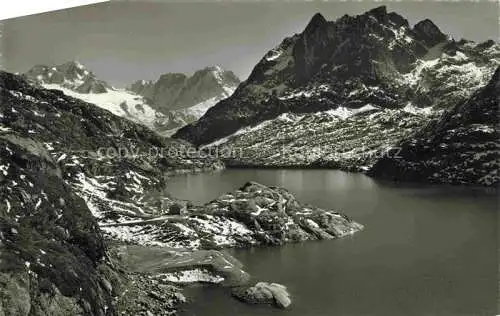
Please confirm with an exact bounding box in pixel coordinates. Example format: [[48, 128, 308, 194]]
[[174, 6, 499, 146], [129, 66, 240, 113], [24, 62, 241, 134]]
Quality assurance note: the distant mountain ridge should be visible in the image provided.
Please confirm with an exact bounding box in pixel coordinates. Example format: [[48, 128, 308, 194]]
[[24, 63, 240, 134], [174, 6, 499, 146], [129, 66, 240, 113]]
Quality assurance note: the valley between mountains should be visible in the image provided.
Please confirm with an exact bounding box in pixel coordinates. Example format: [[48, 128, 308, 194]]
[[0, 5, 498, 316]]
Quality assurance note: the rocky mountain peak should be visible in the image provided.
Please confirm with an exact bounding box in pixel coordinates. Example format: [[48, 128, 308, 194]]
[[387, 11, 410, 28], [129, 79, 154, 95], [60, 60, 87, 70], [157, 73, 188, 85], [292, 6, 440, 85], [304, 12, 328, 33], [24, 60, 110, 94], [198, 65, 241, 87], [128, 66, 240, 113], [412, 18, 447, 47], [54, 60, 91, 80], [366, 5, 388, 23]]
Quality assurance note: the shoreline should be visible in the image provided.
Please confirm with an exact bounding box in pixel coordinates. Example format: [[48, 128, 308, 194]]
[[220, 164, 500, 188]]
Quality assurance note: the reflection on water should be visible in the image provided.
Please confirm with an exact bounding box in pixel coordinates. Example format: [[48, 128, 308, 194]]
[[167, 169, 498, 316]]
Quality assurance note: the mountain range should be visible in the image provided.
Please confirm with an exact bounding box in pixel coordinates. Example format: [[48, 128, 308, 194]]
[[175, 6, 498, 145], [24, 62, 240, 134], [173, 6, 499, 185], [25, 61, 110, 93], [20, 6, 500, 186]]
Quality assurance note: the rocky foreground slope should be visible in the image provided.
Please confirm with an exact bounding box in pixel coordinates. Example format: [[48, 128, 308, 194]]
[[0, 136, 121, 316], [0, 71, 362, 314], [368, 67, 500, 186], [0, 70, 218, 315]]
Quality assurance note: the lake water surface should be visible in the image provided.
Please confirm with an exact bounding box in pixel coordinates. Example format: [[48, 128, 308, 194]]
[[166, 169, 498, 316]]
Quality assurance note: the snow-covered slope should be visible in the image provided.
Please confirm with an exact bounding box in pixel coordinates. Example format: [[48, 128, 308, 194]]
[[202, 105, 439, 171], [174, 93, 235, 118], [43, 83, 166, 129]]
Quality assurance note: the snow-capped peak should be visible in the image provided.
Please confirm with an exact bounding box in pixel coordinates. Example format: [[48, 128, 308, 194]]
[[24, 60, 109, 94]]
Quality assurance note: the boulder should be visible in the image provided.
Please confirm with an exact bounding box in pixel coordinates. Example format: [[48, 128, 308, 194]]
[[169, 201, 187, 215], [233, 282, 292, 309]]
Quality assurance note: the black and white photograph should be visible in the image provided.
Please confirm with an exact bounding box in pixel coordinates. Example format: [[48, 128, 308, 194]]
[[0, 0, 498, 315]]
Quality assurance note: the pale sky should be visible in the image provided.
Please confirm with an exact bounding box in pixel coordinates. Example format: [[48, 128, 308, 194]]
[[1, 0, 498, 87]]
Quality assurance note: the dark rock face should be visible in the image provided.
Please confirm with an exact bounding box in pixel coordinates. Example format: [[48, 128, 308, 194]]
[[368, 68, 500, 186], [412, 19, 447, 47], [294, 12, 332, 84], [131, 73, 187, 111], [174, 6, 498, 146], [129, 66, 240, 113], [0, 136, 118, 315], [24, 61, 111, 94]]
